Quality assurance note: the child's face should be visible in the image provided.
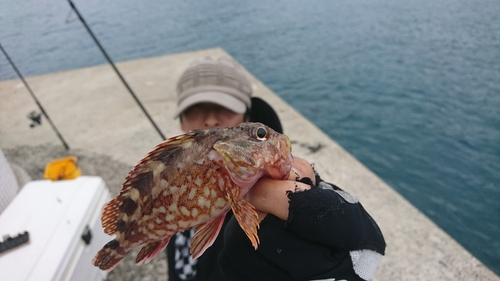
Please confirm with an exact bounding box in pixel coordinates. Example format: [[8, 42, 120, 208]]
[[180, 103, 246, 132]]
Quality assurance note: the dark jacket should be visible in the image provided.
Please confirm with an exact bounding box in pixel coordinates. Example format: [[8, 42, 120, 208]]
[[218, 178, 385, 281], [168, 176, 386, 281]]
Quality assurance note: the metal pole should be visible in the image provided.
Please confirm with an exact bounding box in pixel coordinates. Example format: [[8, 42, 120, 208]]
[[0, 42, 70, 150], [67, 0, 166, 141]]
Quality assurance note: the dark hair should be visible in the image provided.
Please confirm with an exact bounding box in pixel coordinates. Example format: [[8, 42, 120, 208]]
[[250, 97, 283, 134]]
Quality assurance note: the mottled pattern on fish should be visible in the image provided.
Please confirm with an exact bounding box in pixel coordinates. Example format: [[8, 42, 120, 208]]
[[93, 122, 293, 271]]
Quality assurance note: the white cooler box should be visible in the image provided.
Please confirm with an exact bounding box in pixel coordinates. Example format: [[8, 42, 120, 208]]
[[0, 176, 111, 281]]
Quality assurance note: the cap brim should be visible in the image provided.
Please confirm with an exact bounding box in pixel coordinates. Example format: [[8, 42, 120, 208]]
[[174, 92, 247, 118]]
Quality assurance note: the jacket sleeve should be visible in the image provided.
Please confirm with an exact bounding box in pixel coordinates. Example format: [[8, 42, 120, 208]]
[[285, 179, 386, 255]]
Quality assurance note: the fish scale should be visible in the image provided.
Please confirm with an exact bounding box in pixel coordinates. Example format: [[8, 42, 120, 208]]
[[93, 122, 293, 271]]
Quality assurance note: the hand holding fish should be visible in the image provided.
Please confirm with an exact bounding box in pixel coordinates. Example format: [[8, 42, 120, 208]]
[[245, 157, 316, 222]]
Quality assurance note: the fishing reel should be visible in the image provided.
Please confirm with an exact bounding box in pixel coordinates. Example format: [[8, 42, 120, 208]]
[[27, 110, 42, 128]]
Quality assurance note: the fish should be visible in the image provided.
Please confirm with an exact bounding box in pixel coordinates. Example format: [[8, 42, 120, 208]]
[[92, 122, 293, 271]]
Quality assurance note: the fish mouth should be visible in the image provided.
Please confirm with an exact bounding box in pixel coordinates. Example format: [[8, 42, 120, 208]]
[[282, 135, 293, 165], [269, 135, 294, 180]]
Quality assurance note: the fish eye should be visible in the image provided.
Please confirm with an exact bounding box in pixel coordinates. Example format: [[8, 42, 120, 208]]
[[255, 127, 268, 140]]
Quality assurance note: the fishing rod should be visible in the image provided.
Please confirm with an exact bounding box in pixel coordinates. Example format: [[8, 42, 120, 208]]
[[0, 42, 70, 150], [67, 0, 166, 141]]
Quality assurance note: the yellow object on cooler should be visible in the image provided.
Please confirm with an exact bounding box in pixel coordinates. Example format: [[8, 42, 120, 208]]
[[44, 156, 81, 180]]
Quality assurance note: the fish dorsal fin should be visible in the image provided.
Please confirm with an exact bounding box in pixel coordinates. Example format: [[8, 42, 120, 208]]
[[190, 211, 228, 259], [101, 196, 123, 235], [101, 170, 152, 235]]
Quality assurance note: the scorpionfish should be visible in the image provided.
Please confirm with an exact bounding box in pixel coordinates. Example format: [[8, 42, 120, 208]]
[[93, 122, 293, 271]]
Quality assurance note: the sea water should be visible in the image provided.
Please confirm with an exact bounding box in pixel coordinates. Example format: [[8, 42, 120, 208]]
[[1, 0, 499, 274]]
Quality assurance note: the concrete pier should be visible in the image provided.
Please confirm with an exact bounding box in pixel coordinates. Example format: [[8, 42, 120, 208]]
[[1, 48, 498, 280]]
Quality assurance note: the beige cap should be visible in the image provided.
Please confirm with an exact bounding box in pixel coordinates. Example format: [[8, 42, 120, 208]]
[[175, 57, 252, 118]]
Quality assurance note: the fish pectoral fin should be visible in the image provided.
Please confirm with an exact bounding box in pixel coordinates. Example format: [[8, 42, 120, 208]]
[[135, 239, 170, 266], [231, 197, 260, 249], [190, 212, 228, 259]]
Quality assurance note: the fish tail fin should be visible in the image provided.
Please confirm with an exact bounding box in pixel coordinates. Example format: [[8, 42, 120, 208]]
[[93, 239, 128, 271], [135, 239, 170, 265]]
